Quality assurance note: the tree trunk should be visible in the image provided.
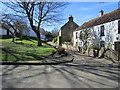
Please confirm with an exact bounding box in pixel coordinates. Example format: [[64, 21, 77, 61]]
[[12, 35, 15, 42], [30, 25, 42, 46], [36, 32, 42, 46], [25, 9, 42, 46], [7, 30, 9, 35]]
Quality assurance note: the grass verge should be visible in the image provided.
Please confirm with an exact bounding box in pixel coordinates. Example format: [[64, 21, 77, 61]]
[[0, 37, 56, 61]]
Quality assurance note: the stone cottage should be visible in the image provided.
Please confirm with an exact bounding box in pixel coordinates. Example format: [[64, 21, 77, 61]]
[[73, 8, 120, 50], [59, 16, 79, 44]]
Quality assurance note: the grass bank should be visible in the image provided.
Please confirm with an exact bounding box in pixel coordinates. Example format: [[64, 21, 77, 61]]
[[0, 37, 56, 61]]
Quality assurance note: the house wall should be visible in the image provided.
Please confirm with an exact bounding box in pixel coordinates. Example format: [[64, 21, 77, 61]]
[[59, 30, 61, 36], [73, 30, 81, 46], [61, 22, 79, 43], [73, 19, 120, 50]]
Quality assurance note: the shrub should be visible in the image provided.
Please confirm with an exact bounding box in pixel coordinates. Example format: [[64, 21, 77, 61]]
[[63, 42, 71, 45], [107, 43, 112, 50], [57, 46, 65, 55], [54, 36, 61, 45], [52, 37, 57, 43], [90, 44, 100, 50]]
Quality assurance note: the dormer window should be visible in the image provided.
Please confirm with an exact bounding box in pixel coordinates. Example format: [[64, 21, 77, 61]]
[[100, 25, 105, 36]]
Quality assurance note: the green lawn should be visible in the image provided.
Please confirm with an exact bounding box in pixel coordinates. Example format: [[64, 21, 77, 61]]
[[0, 37, 56, 61]]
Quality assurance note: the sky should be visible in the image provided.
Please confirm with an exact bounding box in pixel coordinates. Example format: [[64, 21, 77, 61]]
[[0, 1, 119, 36], [44, 2, 119, 32], [62, 2, 118, 26]]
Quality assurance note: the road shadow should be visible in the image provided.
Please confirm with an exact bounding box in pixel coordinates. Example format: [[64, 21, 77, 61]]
[[2, 64, 120, 88]]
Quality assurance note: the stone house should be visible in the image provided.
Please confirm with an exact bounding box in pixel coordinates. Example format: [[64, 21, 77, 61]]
[[73, 8, 120, 50], [59, 16, 79, 44]]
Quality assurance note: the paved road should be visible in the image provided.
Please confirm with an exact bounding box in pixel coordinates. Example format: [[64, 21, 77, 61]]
[[1, 51, 120, 88]]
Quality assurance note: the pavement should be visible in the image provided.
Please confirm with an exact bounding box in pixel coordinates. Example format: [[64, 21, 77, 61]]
[[1, 50, 120, 88], [66, 50, 119, 68]]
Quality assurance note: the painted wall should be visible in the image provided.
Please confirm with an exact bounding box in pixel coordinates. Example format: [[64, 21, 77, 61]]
[[73, 19, 120, 50]]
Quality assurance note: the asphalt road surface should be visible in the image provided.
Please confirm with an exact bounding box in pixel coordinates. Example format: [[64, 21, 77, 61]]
[[1, 51, 120, 88]]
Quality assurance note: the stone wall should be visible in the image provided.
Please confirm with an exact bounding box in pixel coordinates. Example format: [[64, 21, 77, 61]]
[[85, 49, 94, 57], [86, 48, 119, 61], [104, 50, 119, 61], [60, 17, 79, 43], [62, 44, 119, 61], [62, 44, 79, 51]]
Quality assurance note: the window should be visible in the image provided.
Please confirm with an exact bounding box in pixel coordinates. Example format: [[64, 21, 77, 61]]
[[76, 32, 78, 39], [100, 25, 105, 36], [114, 42, 120, 51], [118, 20, 120, 34], [100, 41, 105, 47]]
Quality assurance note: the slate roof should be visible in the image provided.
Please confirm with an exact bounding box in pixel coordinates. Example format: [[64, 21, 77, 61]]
[[76, 8, 120, 31], [61, 21, 79, 29]]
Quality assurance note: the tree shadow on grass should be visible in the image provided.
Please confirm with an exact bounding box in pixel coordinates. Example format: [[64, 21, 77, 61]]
[[2, 48, 20, 61], [2, 47, 50, 61]]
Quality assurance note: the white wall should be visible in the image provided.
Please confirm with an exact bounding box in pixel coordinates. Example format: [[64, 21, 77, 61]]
[[73, 19, 119, 50], [59, 29, 61, 36], [93, 19, 119, 49], [73, 30, 79, 46]]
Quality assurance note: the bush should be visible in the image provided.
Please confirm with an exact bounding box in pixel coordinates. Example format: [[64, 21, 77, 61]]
[[54, 36, 61, 45], [90, 44, 100, 50], [57, 46, 65, 55], [52, 37, 57, 43], [63, 42, 71, 45], [107, 43, 112, 50]]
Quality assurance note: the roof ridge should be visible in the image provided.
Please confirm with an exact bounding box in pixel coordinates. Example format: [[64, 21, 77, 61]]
[[76, 8, 120, 30], [85, 8, 120, 24]]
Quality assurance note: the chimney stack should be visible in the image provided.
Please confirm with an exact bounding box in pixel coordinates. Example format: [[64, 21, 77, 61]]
[[99, 10, 104, 16], [69, 15, 73, 22]]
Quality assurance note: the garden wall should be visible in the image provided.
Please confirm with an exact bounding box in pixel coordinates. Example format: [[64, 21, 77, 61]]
[[104, 50, 119, 61], [62, 44, 79, 51], [62, 44, 119, 61], [85, 48, 119, 61]]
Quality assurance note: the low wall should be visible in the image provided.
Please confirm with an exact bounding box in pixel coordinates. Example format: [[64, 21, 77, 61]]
[[104, 50, 119, 61], [62, 44, 79, 51], [86, 48, 119, 61], [62, 44, 119, 61]]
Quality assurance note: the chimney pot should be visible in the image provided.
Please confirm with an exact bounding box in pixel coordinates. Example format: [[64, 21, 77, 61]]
[[99, 10, 104, 16], [69, 16, 73, 22]]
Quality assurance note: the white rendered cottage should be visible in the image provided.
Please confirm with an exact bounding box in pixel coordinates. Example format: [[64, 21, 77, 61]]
[[73, 8, 120, 50]]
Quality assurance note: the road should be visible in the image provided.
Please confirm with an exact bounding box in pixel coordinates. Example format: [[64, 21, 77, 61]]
[[1, 51, 120, 88]]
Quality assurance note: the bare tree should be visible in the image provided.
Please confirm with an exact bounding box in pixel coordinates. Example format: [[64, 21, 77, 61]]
[[51, 29, 59, 38], [14, 20, 30, 37], [2, 1, 68, 46], [1, 14, 30, 42]]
